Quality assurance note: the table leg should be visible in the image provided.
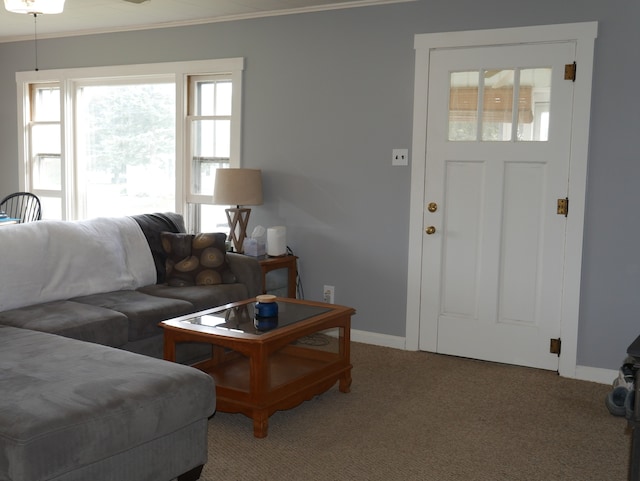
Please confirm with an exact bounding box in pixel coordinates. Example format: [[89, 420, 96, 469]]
[[339, 371, 352, 393], [163, 333, 176, 362], [253, 410, 269, 438], [339, 321, 351, 393]]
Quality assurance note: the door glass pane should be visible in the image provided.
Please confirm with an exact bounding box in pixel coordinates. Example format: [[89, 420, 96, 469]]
[[517, 68, 551, 141], [449, 68, 552, 143], [449, 71, 479, 141], [482, 69, 514, 141], [76, 83, 176, 219]]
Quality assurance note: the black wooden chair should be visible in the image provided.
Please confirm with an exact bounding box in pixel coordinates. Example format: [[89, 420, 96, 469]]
[[0, 192, 42, 223]]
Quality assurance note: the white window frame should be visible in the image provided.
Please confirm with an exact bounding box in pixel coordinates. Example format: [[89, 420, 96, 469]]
[[15, 58, 244, 225], [22, 82, 64, 216], [186, 73, 240, 204]]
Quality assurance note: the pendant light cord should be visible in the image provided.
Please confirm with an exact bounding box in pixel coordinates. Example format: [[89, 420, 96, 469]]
[[32, 13, 39, 71]]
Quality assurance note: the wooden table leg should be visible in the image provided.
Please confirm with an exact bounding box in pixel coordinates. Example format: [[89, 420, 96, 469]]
[[339, 321, 351, 393], [164, 332, 176, 362], [253, 410, 269, 438], [339, 371, 352, 393]]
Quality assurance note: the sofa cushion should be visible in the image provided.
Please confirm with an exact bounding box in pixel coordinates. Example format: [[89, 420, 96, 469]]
[[0, 300, 129, 347], [160, 232, 236, 287], [70, 290, 195, 342], [139, 282, 249, 311], [0, 325, 215, 481]]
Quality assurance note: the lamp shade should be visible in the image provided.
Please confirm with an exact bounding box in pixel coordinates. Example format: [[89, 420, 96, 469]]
[[213, 168, 263, 206], [4, 0, 65, 14]]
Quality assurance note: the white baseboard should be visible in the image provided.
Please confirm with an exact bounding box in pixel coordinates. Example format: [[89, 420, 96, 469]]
[[574, 365, 618, 385], [350, 329, 406, 350], [348, 330, 618, 385]]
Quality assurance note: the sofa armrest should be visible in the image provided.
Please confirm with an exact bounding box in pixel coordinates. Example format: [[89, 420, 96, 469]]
[[226, 253, 262, 298]]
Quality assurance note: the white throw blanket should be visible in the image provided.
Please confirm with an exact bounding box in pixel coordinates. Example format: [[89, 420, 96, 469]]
[[0, 217, 156, 312]]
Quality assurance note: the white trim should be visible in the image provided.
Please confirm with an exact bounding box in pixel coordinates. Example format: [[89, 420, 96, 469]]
[[351, 329, 406, 350], [0, 1, 417, 43], [558, 26, 597, 379], [15, 82, 29, 191], [575, 366, 617, 386], [354, 331, 615, 385], [15, 58, 245, 83], [406, 22, 598, 379], [413, 22, 598, 49]]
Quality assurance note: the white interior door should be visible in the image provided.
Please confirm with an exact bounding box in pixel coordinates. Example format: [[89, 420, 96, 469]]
[[419, 41, 576, 370]]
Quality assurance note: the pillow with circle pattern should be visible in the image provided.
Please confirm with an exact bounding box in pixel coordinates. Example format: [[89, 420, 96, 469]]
[[160, 232, 236, 287]]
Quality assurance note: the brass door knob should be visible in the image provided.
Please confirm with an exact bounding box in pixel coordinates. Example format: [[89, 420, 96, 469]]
[[425, 226, 436, 235], [427, 202, 438, 213]]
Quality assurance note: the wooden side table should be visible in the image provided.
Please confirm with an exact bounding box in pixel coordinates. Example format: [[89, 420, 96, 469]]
[[258, 255, 298, 298]]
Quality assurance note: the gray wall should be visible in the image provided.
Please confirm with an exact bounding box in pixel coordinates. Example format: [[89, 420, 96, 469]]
[[0, 0, 637, 370]]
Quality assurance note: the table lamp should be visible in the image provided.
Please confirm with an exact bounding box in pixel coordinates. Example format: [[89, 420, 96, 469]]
[[213, 168, 263, 253]]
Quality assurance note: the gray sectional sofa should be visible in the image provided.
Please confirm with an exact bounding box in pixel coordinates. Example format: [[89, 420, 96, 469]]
[[0, 212, 262, 481]]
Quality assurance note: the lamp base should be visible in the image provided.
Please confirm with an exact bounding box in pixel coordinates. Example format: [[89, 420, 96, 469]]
[[225, 207, 251, 253]]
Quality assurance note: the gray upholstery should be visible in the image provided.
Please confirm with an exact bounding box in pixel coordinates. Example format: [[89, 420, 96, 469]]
[[47, 421, 208, 481], [0, 300, 129, 347], [227, 252, 262, 298], [138, 282, 249, 311], [0, 212, 262, 481], [0, 325, 215, 481], [70, 290, 195, 342]]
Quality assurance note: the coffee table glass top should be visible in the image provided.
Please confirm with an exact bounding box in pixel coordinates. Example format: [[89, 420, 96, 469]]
[[178, 300, 332, 335]]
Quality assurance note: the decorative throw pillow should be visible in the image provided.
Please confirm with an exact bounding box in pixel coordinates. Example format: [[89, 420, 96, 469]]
[[160, 232, 236, 287]]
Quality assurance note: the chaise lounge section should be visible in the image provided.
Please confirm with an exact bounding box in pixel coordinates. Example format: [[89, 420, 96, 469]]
[[0, 325, 215, 481]]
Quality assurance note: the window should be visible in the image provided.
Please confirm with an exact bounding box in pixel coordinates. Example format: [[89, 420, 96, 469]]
[[17, 58, 243, 232], [28, 83, 63, 218], [76, 80, 176, 219], [186, 75, 238, 232]]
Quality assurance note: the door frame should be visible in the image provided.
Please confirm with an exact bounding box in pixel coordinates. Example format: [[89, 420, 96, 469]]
[[405, 22, 598, 378]]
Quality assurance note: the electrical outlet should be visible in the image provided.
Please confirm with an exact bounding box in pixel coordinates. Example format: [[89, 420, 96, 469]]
[[323, 285, 335, 304]]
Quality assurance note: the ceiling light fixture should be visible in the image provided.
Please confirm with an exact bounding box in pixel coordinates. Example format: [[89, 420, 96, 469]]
[[3, 0, 65, 71], [4, 0, 65, 14]]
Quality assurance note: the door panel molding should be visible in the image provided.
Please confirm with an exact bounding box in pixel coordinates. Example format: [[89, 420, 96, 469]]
[[405, 22, 597, 378]]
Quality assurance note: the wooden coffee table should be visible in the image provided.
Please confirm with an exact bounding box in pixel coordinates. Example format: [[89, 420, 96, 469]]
[[161, 297, 354, 438]]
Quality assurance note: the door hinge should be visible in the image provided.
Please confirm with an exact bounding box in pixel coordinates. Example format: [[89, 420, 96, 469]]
[[557, 197, 569, 217], [550, 338, 562, 356], [564, 62, 577, 82]]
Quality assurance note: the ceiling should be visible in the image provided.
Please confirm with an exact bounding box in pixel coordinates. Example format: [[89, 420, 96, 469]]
[[0, 0, 411, 43]]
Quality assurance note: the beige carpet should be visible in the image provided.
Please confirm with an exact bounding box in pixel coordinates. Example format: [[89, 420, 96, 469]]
[[200, 342, 630, 481]]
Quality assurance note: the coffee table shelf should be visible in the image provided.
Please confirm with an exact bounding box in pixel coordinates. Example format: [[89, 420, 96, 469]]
[[161, 297, 354, 437]]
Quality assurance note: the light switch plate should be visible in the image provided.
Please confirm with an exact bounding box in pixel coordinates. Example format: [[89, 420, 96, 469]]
[[392, 148, 409, 166]]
